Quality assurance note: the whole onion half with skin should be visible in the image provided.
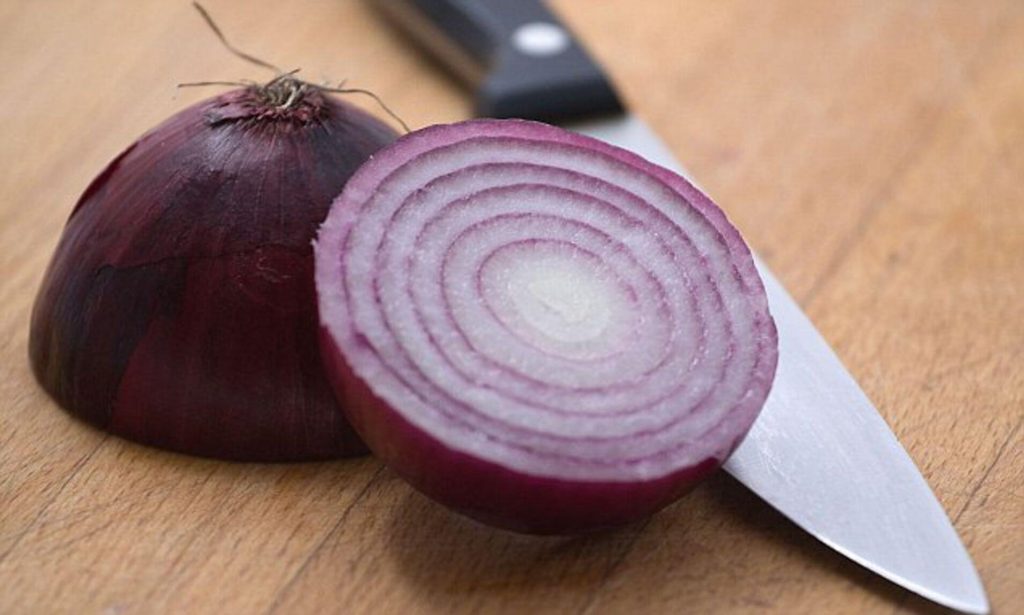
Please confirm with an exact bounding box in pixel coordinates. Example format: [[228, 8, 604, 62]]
[[30, 81, 398, 461], [315, 119, 779, 534]]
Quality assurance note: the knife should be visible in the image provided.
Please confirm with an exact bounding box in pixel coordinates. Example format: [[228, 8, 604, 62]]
[[368, 1, 989, 612]]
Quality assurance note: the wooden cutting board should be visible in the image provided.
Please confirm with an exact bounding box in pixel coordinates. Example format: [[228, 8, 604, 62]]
[[1, 1, 1021, 613]]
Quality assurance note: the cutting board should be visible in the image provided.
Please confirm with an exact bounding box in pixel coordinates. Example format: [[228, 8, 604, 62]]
[[1, 1, 1022, 613]]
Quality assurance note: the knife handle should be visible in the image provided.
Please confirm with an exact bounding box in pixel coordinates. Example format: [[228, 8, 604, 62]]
[[370, 0, 622, 120]]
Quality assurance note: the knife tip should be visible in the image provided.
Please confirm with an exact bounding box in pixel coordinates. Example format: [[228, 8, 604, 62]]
[[896, 565, 989, 615]]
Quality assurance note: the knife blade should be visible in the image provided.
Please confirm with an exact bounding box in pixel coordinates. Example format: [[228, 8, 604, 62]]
[[368, 1, 989, 612]]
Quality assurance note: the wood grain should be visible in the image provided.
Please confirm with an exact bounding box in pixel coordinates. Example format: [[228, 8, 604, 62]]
[[1, 1, 1021, 613]]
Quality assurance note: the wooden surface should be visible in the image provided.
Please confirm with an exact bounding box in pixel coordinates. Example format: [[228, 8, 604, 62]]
[[1, 1, 1022, 613]]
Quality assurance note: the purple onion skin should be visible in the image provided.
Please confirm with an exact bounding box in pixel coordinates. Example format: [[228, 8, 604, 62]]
[[30, 87, 397, 461], [320, 330, 719, 534]]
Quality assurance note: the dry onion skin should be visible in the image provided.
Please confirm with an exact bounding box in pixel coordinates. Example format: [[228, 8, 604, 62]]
[[316, 119, 778, 533], [30, 84, 397, 461]]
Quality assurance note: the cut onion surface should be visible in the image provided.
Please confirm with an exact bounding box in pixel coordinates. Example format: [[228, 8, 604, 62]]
[[315, 119, 778, 534]]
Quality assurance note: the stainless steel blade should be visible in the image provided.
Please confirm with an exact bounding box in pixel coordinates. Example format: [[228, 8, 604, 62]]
[[569, 114, 989, 614]]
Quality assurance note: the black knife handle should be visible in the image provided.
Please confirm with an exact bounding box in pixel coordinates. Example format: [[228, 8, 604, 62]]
[[370, 0, 622, 120]]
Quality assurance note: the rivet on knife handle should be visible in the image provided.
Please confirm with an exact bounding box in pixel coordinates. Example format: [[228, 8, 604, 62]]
[[370, 0, 622, 119]]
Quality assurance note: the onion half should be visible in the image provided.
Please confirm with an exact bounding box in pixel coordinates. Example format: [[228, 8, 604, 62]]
[[316, 119, 778, 533], [30, 85, 397, 461]]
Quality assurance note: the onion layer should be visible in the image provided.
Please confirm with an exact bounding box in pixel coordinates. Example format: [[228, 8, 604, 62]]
[[316, 119, 778, 533], [30, 86, 397, 461]]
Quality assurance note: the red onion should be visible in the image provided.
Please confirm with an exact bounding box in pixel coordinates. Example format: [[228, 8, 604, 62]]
[[315, 119, 778, 533], [30, 82, 397, 461]]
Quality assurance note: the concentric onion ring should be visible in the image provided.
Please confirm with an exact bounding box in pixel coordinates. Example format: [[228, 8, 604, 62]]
[[315, 119, 777, 534]]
